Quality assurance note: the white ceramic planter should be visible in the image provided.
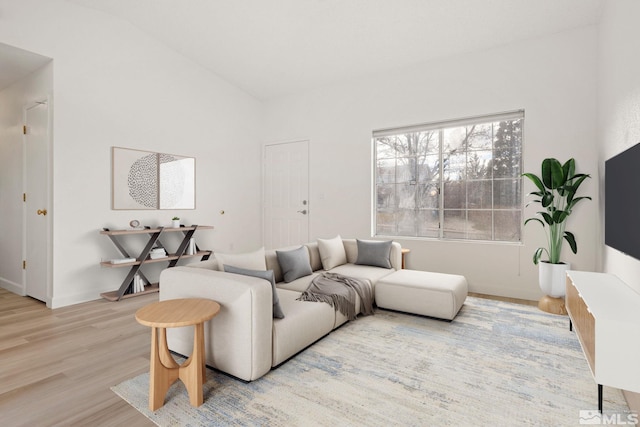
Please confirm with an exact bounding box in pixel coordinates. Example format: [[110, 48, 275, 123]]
[[538, 261, 570, 298], [172, 220, 181, 228]]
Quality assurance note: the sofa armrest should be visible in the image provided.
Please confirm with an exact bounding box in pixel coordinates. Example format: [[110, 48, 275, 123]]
[[159, 266, 273, 381], [389, 242, 402, 270]]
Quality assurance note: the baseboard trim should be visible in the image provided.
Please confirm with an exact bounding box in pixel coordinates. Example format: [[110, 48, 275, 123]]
[[468, 283, 541, 302], [0, 277, 25, 296], [50, 290, 102, 309], [469, 292, 538, 307]]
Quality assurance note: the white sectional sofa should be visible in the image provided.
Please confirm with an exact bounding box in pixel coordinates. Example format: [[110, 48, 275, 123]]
[[159, 237, 467, 382]]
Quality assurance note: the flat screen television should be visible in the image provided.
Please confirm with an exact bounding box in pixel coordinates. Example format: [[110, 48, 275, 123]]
[[605, 142, 640, 260]]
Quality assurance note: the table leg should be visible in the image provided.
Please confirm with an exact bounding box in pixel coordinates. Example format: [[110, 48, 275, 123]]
[[148, 324, 207, 410], [179, 322, 205, 407], [149, 327, 179, 411], [158, 327, 179, 369], [199, 323, 207, 384]]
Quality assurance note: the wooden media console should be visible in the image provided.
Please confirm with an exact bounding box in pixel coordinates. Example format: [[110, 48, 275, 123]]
[[566, 271, 640, 413]]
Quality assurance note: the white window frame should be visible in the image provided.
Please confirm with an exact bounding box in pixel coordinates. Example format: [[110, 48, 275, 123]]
[[373, 110, 524, 243]]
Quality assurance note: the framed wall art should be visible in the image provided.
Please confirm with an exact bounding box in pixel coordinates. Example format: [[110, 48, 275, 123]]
[[111, 147, 195, 210]]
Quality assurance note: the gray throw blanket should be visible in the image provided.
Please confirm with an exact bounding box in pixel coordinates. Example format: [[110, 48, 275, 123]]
[[297, 272, 374, 321]]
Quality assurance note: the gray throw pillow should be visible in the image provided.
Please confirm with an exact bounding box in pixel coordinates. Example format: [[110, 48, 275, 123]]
[[224, 265, 285, 319], [276, 246, 313, 282], [355, 239, 392, 269]]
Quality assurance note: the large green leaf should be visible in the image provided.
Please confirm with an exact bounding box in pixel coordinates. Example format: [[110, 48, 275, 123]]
[[562, 158, 575, 182], [567, 196, 592, 211], [553, 210, 569, 223], [541, 158, 564, 189], [564, 231, 577, 254], [571, 174, 590, 191], [524, 218, 545, 227], [541, 193, 554, 207], [522, 173, 545, 192], [533, 247, 546, 265], [540, 212, 554, 225], [566, 186, 576, 205], [558, 186, 568, 197]]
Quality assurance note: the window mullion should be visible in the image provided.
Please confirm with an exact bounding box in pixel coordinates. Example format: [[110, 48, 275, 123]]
[[414, 150, 419, 238], [438, 129, 444, 239], [465, 127, 469, 240], [491, 123, 495, 241]]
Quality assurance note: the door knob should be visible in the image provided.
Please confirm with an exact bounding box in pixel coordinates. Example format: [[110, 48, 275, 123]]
[[37, 209, 47, 216], [297, 209, 307, 215]]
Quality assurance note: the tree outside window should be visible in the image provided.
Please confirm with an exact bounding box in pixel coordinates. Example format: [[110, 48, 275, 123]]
[[374, 111, 523, 243]]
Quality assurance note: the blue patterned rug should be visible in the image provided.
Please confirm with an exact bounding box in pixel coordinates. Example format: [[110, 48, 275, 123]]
[[112, 297, 630, 426]]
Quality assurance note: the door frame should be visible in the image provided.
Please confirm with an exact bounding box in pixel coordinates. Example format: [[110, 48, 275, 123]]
[[23, 96, 53, 307], [262, 139, 311, 248]]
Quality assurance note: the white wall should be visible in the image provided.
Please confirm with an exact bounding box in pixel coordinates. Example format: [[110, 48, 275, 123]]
[[0, 1, 604, 306], [264, 27, 599, 301], [598, 0, 640, 293], [0, 62, 53, 295], [597, 0, 640, 410], [0, 0, 264, 307]]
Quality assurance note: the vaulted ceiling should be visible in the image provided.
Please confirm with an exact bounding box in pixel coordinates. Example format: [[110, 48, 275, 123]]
[[0, 42, 51, 91], [69, 0, 602, 100], [4, 0, 603, 99]]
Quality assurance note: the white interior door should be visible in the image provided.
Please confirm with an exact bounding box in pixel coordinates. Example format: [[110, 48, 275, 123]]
[[24, 100, 50, 303], [264, 141, 309, 249]]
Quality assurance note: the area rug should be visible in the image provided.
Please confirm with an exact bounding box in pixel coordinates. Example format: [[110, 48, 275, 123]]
[[112, 296, 630, 426]]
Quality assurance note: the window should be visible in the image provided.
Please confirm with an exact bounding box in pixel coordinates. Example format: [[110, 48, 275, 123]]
[[374, 111, 523, 243]]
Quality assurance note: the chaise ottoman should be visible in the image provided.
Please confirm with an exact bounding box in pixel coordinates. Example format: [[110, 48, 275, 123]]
[[375, 269, 468, 320]]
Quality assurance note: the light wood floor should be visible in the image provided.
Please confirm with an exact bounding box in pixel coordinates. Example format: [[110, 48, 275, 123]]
[[469, 291, 538, 306], [0, 288, 156, 427], [0, 288, 537, 426]]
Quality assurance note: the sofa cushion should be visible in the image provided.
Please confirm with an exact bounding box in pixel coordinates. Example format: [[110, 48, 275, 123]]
[[215, 247, 267, 271], [375, 269, 468, 320], [276, 246, 313, 282], [355, 239, 392, 269], [266, 245, 309, 282], [224, 265, 285, 319], [342, 239, 358, 263], [317, 235, 347, 270], [272, 289, 336, 366], [276, 272, 319, 293], [304, 242, 323, 271], [329, 263, 395, 289], [264, 249, 282, 282]]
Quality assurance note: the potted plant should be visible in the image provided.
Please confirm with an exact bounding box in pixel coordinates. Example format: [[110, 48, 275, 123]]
[[171, 216, 181, 228], [523, 158, 591, 308]]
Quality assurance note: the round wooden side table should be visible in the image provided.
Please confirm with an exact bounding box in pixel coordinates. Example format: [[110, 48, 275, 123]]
[[135, 298, 220, 411]]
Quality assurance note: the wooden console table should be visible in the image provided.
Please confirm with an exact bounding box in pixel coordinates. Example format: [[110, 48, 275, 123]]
[[99, 225, 213, 301], [566, 271, 640, 412]]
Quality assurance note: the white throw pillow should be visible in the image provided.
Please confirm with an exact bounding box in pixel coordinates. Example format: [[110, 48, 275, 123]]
[[215, 247, 267, 271], [317, 235, 347, 270]]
